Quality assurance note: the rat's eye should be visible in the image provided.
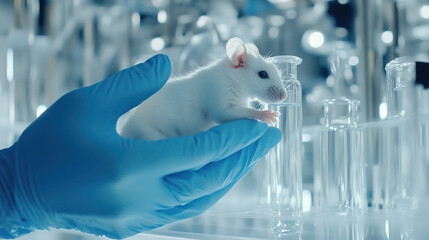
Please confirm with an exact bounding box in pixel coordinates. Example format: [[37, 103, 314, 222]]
[[258, 71, 269, 79]]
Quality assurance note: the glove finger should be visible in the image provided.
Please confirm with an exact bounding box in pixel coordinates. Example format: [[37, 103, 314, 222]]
[[162, 127, 280, 204], [121, 119, 270, 175], [156, 182, 235, 222], [89, 54, 171, 118]]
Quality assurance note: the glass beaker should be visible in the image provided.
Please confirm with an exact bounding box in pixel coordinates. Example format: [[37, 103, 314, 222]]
[[266, 55, 303, 238]]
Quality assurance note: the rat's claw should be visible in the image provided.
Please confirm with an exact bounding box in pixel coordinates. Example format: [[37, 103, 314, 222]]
[[260, 110, 279, 126]]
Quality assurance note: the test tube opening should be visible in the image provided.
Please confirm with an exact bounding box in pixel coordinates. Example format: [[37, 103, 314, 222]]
[[385, 57, 416, 91], [323, 98, 360, 127], [269, 55, 301, 81]]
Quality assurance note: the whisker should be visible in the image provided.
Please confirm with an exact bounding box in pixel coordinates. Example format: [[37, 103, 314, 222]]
[[265, 51, 273, 59], [269, 91, 276, 100]]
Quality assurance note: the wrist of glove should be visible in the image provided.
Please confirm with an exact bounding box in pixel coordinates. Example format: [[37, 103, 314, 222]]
[[0, 147, 34, 239]]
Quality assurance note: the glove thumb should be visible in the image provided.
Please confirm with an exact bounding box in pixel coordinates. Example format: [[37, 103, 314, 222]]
[[91, 54, 172, 117]]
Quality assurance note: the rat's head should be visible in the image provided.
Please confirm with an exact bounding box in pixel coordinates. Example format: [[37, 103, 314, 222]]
[[225, 37, 286, 104]]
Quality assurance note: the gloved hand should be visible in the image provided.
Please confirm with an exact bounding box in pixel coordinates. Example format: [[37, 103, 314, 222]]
[[0, 54, 281, 239]]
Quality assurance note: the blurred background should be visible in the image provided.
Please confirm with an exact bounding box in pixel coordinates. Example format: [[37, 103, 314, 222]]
[[1, 0, 429, 239]]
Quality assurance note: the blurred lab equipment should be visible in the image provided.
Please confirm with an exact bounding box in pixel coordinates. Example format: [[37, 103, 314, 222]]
[[416, 62, 429, 196]]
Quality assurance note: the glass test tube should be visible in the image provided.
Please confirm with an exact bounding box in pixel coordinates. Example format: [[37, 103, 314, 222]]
[[384, 57, 423, 210], [317, 98, 366, 212], [267, 56, 302, 238]]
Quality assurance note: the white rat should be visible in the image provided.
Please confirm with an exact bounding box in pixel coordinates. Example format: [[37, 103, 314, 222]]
[[119, 37, 287, 140]]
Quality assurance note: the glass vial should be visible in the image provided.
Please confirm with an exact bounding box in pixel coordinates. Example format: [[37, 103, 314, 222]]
[[384, 57, 423, 210], [267, 55, 303, 238], [316, 98, 366, 212]]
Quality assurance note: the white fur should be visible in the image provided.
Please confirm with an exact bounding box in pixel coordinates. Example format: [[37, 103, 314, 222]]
[[119, 38, 286, 140]]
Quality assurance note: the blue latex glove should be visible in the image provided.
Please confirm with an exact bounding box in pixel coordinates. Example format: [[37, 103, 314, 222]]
[[0, 54, 281, 239]]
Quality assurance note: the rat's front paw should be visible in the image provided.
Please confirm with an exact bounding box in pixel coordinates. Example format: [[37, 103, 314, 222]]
[[257, 109, 279, 125]]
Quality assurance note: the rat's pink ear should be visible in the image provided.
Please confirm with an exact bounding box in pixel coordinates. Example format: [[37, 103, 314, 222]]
[[226, 37, 247, 68], [244, 43, 259, 56]]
